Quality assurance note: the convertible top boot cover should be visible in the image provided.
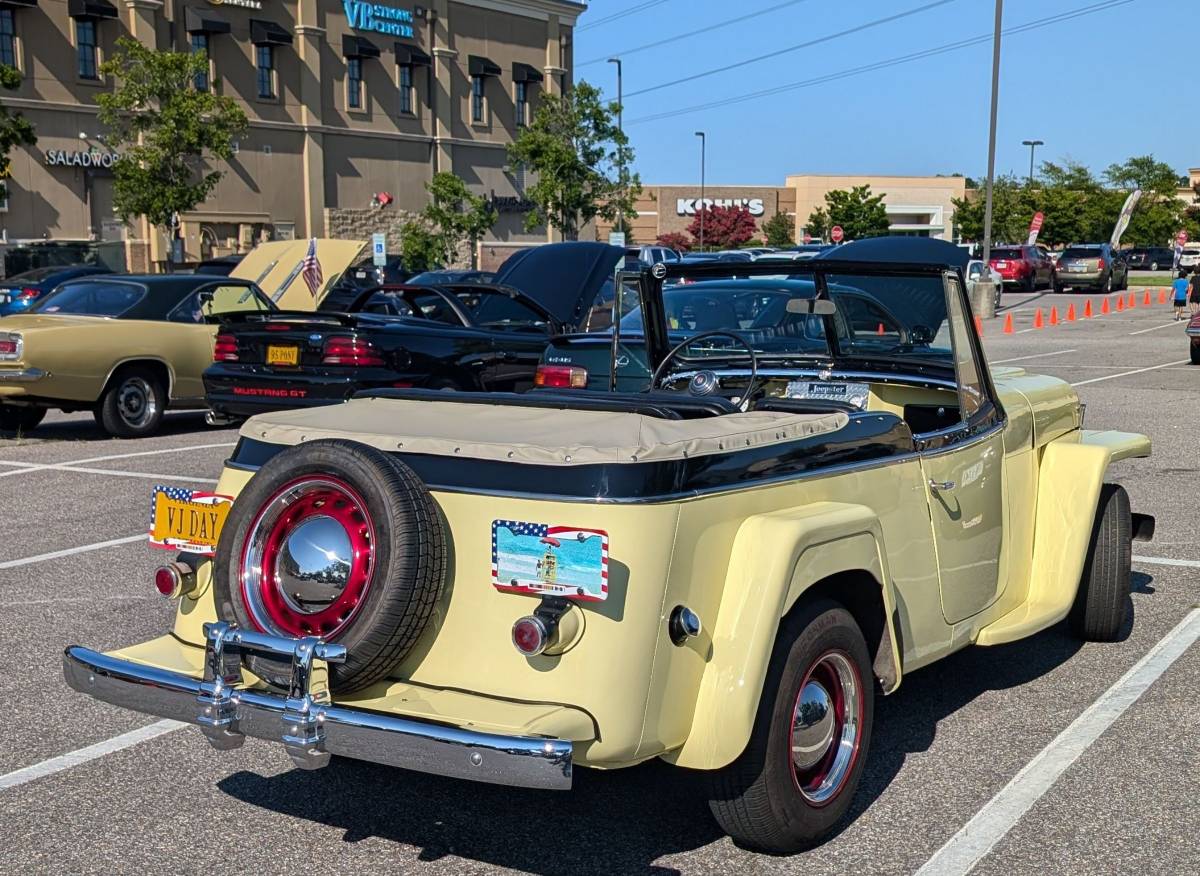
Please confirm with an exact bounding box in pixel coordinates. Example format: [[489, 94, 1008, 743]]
[[241, 397, 850, 467]]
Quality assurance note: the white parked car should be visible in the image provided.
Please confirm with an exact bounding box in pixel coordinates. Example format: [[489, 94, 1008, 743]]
[[1178, 243, 1200, 274]]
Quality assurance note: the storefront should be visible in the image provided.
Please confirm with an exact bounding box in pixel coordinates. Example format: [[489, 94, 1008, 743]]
[[0, 0, 583, 273]]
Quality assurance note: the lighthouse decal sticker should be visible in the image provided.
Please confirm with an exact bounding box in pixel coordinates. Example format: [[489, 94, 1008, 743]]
[[491, 520, 609, 602]]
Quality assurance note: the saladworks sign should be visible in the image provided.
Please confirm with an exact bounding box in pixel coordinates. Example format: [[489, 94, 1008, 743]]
[[677, 197, 765, 217], [343, 0, 414, 38], [44, 149, 123, 169]]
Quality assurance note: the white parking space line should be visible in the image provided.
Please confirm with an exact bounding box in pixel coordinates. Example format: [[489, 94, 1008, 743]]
[[0, 720, 185, 792], [992, 349, 1077, 364], [1133, 555, 1200, 569], [1128, 321, 1185, 336], [1069, 359, 1190, 387], [39, 465, 218, 485], [0, 534, 144, 570], [915, 607, 1200, 876], [0, 441, 236, 478]]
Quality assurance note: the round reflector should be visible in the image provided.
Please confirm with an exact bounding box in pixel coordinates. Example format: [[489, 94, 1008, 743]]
[[154, 565, 181, 598], [512, 615, 549, 656]]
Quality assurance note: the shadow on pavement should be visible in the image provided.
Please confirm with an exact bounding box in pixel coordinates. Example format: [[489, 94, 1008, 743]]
[[0, 411, 214, 443]]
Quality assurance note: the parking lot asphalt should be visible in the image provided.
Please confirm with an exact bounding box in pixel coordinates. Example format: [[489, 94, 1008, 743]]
[[1, 288, 1198, 875]]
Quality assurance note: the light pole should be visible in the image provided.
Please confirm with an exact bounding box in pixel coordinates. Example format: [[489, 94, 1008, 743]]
[[981, 0, 1004, 270], [1022, 139, 1043, 185], [695, 131, 706, 250], [608, 57, 624, 239]]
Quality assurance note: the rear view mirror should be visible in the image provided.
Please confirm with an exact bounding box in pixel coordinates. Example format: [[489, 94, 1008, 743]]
[[786, 298, 837, 316]]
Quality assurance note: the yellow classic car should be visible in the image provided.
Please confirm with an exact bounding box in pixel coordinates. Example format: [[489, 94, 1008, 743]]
[[0, 240, 363, 437], [63, 240, 1154, 853]]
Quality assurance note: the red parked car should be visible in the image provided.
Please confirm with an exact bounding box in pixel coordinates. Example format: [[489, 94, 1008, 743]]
[[988, 245, 1055, 292]]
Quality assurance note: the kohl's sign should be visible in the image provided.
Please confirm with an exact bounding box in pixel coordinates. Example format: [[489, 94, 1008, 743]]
[[677, 197, 765, 217], [343, 0, 414, 38]]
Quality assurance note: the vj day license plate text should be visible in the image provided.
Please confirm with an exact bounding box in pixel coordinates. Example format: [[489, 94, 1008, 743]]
[[150, 486, 233, 554]]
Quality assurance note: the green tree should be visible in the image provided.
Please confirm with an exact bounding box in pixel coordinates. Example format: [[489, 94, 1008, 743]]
[[97, 37, 247, 270], [506, 81, 640, 240], [815, 185, 890, 241], [761, 211, 795, 247], [399, 219, 448, 273], [0, 65, 35, 200], [1103, 155, 1182, 197], [422, 172, 497, 268]]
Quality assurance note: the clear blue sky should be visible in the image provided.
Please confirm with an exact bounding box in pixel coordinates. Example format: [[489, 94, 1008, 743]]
[[574, 0, 1193, 186]]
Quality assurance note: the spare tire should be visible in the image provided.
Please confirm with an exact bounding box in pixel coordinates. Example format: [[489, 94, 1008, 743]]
[[214, 439, 446, 693]]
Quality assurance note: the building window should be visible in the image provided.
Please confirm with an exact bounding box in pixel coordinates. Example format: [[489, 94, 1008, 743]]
[[398, 64, 413, 115], [0, 10, 15, 70], [76, 19, 98, 80], [256, 44, 274, 99], [191, 33, 209, 92], [471, 74, 485, 123], [515, 81, 528, 128], [347, 57, 362, 109]]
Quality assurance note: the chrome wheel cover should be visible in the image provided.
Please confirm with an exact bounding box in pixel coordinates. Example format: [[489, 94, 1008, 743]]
[[117, 376, 156, 428], [790, 650, 862, 806]]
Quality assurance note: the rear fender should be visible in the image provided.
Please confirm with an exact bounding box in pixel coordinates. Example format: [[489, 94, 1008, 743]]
[[976, 430, 1149, 645], [665, 502, 900, 770]]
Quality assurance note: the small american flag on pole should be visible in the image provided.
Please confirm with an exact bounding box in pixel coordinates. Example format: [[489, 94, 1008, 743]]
[[300, 237, 323, 298]]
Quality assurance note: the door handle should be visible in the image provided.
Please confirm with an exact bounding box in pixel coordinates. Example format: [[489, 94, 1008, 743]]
[[929, 479, 956, 492]]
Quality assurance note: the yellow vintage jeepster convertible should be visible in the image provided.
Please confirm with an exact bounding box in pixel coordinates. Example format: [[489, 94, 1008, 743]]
[[63, 239, 1153, 853]]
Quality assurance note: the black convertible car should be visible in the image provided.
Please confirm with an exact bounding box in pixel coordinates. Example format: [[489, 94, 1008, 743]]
[[203, 242, 625, 419]]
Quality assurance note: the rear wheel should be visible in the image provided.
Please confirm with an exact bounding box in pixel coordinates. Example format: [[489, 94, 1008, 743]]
[[96, 366, 166, 438], [214, 439, 447, 693], [0, 404, 46, 434], [1069, 484, 1132, 642], [707, 599, 874, 853]]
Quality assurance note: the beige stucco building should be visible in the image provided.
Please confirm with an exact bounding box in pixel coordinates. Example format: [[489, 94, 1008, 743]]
[[786, 174, 967, 242], [0, 0, 582, 271]]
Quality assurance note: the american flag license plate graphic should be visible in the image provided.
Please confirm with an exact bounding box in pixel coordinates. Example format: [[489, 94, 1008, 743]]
[[491, 520, 609, 602], [149, 485, 233, 554]]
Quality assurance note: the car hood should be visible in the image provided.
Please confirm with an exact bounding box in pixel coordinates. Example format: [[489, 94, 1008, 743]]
[[231, 239, 367, 312], [492, 242, 625, 327]]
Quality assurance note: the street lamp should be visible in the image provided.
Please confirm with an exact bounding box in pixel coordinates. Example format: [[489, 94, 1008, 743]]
[[1022, 139, 1044, 185], [981, 0, 1004, 269], [695, 131, 706, 250], [608, 58, 624, 240]]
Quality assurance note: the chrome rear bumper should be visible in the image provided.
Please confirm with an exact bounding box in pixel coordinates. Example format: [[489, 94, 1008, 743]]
[[63, 622, 572, 790]]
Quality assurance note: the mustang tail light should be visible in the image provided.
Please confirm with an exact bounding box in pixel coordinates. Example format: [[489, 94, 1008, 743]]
[[213, 333, 239, 362], [0, 332, 21, 360], [535, 364, 588, 388], [323, 336, 385, 366], [16, 287, 40, 300]]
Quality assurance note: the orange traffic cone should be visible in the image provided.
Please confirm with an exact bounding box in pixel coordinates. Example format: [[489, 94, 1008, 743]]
[[1034, 308, 1045, 329], [877, 323, 884, 335], [1049, 306, 1059, 326], [1159, 289, 1168, 305], [1102, 297, 1111, 314], [1084, 299, 1094, 318], [974, 315, 983, 337], [1003, 312, 1014, 334], [1116, 296, 1124, 312], [1067, 303, 1076, 322], [1143, 290, 1152, 306], [1127, 291, 1136, 309]]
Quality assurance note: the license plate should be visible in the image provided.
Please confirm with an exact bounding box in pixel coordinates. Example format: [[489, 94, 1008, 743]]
[[149, 486, 233, 554], [1070, 265, 1087, 272], [995, 261, 1007, 268], [492, 520, 609, 602], [267, 344, 299, 366], [354, 270, 368, 279]]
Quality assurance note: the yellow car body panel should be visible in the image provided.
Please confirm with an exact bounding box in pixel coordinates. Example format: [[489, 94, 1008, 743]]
[[232, 239, 366, 311]]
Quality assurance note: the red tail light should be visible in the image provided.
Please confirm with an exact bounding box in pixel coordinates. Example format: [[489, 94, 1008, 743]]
[[1097, 258, 1105, 270], [16, 287, 40, 300], [535, 364, 588, 388], [213, 333, 239, 362], [323, 336, 384, 366]]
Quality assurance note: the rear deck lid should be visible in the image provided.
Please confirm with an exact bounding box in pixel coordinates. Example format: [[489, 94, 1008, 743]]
[[231, 239, 367, 311]]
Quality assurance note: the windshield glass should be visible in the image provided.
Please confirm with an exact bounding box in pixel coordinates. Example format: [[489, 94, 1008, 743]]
[[1062, 247, 1103, 258], [32, 280, 146, 317], [10, 267, 64, 282], [990, 248, 1023, 260]]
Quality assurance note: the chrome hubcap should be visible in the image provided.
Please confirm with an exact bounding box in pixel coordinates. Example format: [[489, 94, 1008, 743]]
[[276, 515, 354, 614], [117, 377, 155, 427], [790, 651, 862, 805]]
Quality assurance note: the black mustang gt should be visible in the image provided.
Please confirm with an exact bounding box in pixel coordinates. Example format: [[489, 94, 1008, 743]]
[[203, 242, 625, 419]]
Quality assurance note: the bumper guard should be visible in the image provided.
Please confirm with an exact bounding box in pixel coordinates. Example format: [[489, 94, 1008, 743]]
[[63, 621, 572, 790]]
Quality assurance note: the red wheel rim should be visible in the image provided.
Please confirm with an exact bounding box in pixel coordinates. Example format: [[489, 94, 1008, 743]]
[[789, 649, 863, 806], [240, 475, 375, 638]]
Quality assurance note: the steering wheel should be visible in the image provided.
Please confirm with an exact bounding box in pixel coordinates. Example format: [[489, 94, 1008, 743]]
[[648, 329, 760, 409]]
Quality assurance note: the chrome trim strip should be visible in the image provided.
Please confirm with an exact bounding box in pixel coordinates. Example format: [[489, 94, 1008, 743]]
[[63, 639, 573, 790], [0, 367, 47, 382]]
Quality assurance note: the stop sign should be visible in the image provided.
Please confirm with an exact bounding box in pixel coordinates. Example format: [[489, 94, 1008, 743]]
[[831, 225, 845, 244], [1177, 230, 1189, 246]]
